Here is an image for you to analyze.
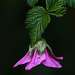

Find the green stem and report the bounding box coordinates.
[49,13,55,16]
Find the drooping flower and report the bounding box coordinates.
[13,49,63,70]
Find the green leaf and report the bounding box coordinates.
[64,0,75,8]
[55,7,66,17]
[27,0,39,7]
[25,6,50,45]
[46,0,64,12]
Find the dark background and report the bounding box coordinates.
[0,0,75,75]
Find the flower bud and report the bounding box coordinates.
[29,38,46,57]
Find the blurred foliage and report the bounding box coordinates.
[64,0,75,8]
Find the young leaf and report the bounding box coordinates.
[55,7,66,17]
[27,0,39,7]
[64,0,75,8]
[25,6,50,45]
[46,0,64,12]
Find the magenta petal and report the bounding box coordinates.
[13,51,31,68]
[55,57,63,61]
[25,50,46,70]
[48,52,63,61]
[42,50,62,68]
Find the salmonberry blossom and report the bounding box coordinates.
[13,49,63,70]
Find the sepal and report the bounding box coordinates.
[29,45,35,57]
[36,39,46,57]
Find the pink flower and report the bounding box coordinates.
[13,49,63,70]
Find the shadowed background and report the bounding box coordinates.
[0,0,75,75]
